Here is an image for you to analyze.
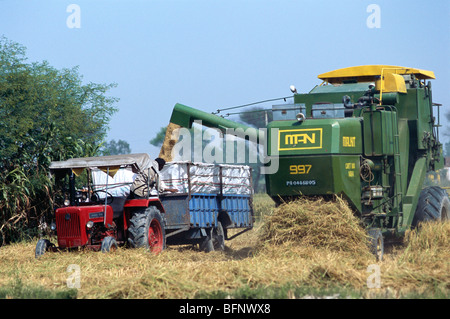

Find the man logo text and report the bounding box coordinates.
[278,129,322,151]
[285,133,316,145]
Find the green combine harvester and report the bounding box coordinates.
[165,65,449,260]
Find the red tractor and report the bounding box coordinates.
[35,153,166,257]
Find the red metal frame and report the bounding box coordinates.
[124,198,165,212]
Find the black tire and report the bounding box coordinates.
[101,236,118,253]
[128,206,166,253]
[200,222,225,252]
[35,239,53,258]
[413,186,450,227]
[368,228,384,261]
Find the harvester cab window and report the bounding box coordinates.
[272,103,306,121]
[312,103,345,119]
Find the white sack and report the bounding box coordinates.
[91,168,136,198]
[160,162,252,195]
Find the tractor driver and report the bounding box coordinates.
[130,158,177,198]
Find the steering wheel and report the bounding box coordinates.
[91,190,115,205]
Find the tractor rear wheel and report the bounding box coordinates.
[129,206,166,254]
[413,186,450,227]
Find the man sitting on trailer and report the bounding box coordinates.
[130,157,176,198]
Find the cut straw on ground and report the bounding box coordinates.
[0,194,448,299]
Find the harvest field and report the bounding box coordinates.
[0,194,448,299]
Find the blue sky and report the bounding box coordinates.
[1,0,449,157]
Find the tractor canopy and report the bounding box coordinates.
[49,153,153,177]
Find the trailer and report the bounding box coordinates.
[159,162,254,251]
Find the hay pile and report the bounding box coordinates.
[258,196,370,255]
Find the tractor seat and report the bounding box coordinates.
[108,196,128,219]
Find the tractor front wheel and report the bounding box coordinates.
[35,239,54,258]
[101,236,118,253]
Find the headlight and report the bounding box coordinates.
[50,222,57,231]
[64,199,70,206]
[296,112,305,122]
[86,221,94,229]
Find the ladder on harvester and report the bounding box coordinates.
[379,69,404,224]
[392,108,403,223]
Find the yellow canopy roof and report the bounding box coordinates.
[318,65,435,84]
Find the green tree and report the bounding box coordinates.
[0,36,118,244]
[102,139,131,155]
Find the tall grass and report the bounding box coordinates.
[0,167,45,245]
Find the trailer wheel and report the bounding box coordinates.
[35,239,53,258]
[129,206,166,254]
[200,222,225,252]
[413,186,450,227]
[101,236,118,253]
[368,228,384,261]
